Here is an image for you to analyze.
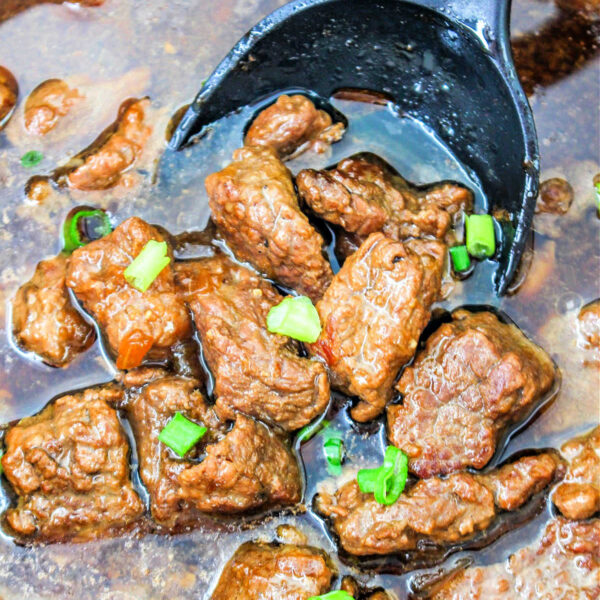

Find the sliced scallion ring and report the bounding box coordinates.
[308,591,354,600]
[323,437,344,476]
[465,214,496,259]
[373,446,408,505]
[158,412,207,458]
[124,239,171,292]
[266,295,321,343]
[357,467,380,494]
[63,209,113,252]
[449,245,471,272]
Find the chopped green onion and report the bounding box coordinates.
[124,240,171,292]
[374,446,408,505]
[449,245,471,272]
[20,150,43,168]
[308,592,354,600]
[465,214,496,259]
[595,182,600,213]
[63,209,113,252]
[266,295,321,343]
[158,412,207,457]
[323,437,344,476]
[357,467,380,493]
[297,419,330,444]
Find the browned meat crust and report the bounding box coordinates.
[387,310,556,477]
[0,65,18,128]
[1,386,143,542]
[315,453,561,556]
[309,232,443,422]
[205,146,333,301]
[63,98,151,190]
[175,256,330,431]
[210,541,334,599]
[24,79,82,135]
[12,253,95,366]
[578,299,600,354]
[296,155,472,241]
[66,217,191,369]
[432,518,600,599]
[553,426,600,520]
[127,377,301,524]
[245,94,345,159]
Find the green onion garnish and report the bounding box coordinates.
[297,419,330,444]
[266,295,321,343]
[357,446,408,505]
[63,209,113,252]
[20,150,43,168]
[158,412,207,457]
[124,240,171,292]
[595,182,600,213]
[308,592,354,600]
[449,245,471,272]
[465,214,496,259]
[374,446,408,505]
[323,437,344,476]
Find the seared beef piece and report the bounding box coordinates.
[315,452,561,556]
[66,217,191,370]
[175,256,330,431]
[1,386,143,542]
[341,576,393,599]
[205,146,333,301]
[432,518,600,599]
[244,94,345,160]
[0,65,17,128]
[387,310,556,478]
[296,155,472,241]
[578,299,600,350]
[553,426,600,520]
[12,253,95,367]
[535,177,574,215]
[127,377,301,524]
[64,98,151,190]
[24,79,82,135]
[309,232,443,422]
[211,541,333,600]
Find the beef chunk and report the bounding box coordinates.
[578,299,600,352]
[296,155,472,241]
[211,541,333,600]
[127,377,301,525]
[315,453,560,556]
[309,232,443,422]
[12,253,95,366]
[205,146,332,301]
[1,386,143,542]
[432,518,600,599]
[175,256,329,431]
[535,177,574,215]
[24,79,82,135]
[387,310,556,478]
[66,217,191,370]
[0,65,18,129]
[64,98,151,190]
[553,426,600,520]
[244,94,345,159]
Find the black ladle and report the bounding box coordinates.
[170,0,538,294]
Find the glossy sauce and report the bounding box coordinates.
[0,1,598,598]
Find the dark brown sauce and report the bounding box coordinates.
[0,0,598,598]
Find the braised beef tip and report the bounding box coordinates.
[12,253,95,367]
[175,256,330,431]
[0,65,18,128]
[244,94,345,160]
[1,386,143,542]
[127,376,301,523]
[553,426,600,520]
[64,97,151,190]
[296,155,472,241]
[211,541,334,600]
[387,310,556,478]
[315,452,561,556]
[309,232,443,422]
[432,518,600,599]
[24,79,82,135]
[205,145,333,301]
[66,217,191,370]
